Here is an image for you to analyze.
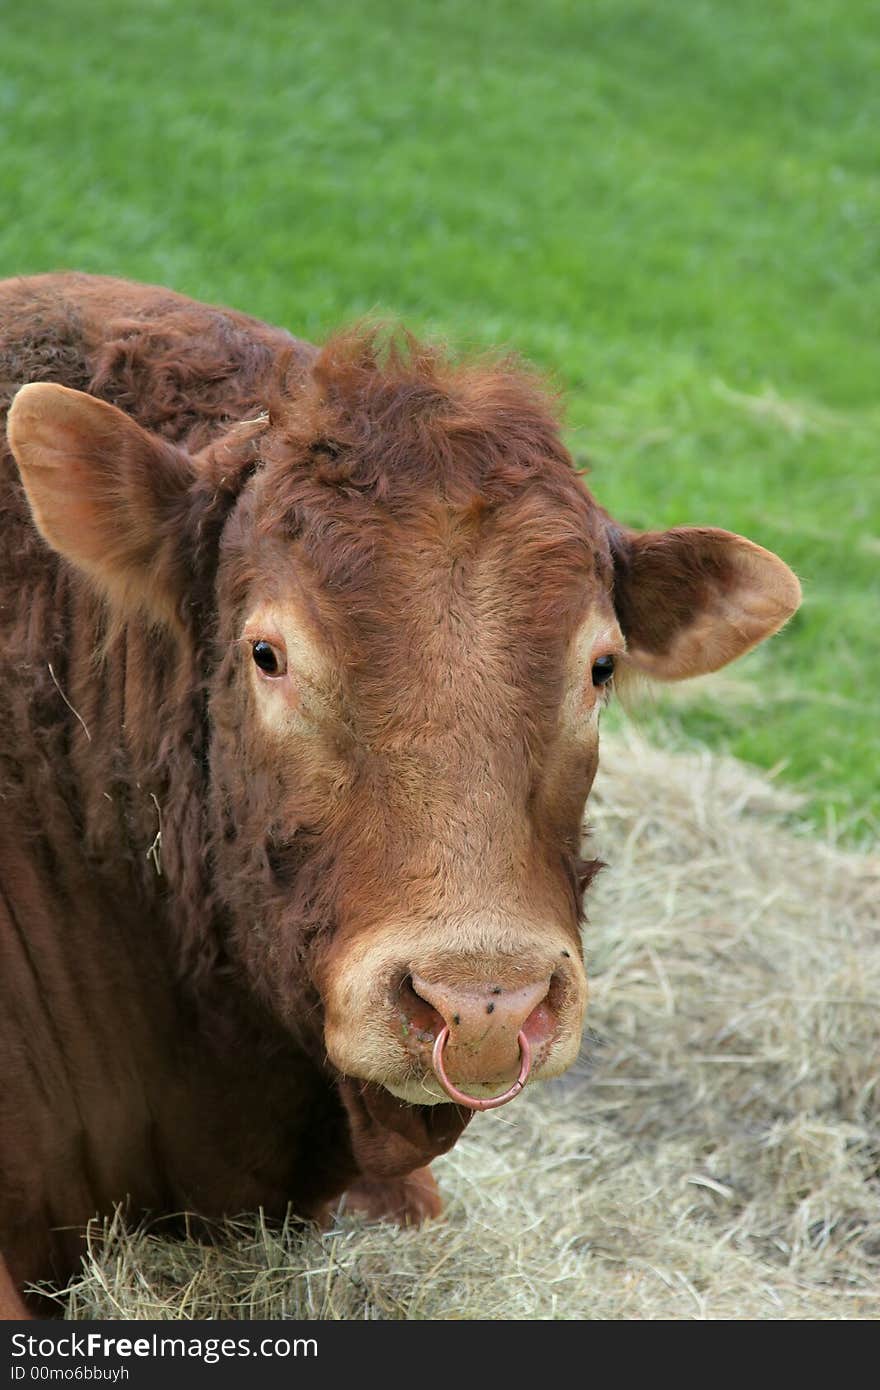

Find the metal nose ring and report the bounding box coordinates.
[431,1026,532,1111]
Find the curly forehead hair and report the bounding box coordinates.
[260,324,585,501]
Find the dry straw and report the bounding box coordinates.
[58,731,879,1320]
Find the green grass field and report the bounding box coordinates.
[2,0,878,838]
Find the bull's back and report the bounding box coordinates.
[0,271,313,442]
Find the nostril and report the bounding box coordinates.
[519,971,567,1050]
[522,999,557,1051]
[547,969,569,1016]
[397,974,444,1043]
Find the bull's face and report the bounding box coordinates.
[8,331,801,1121]
[212,479,609,1107]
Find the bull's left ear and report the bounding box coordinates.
[608,524,802,680]
[7,382,196,629]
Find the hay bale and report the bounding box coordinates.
[60,732,880,1320]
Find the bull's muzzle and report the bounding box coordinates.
[321,922,588,1106]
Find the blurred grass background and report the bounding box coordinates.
[2,0,877,840]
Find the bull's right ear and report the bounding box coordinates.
[7,383,196,629]
[608,522,802,681]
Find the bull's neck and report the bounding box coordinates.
[54,582,216,954]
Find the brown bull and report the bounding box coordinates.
[0,274,800,1317]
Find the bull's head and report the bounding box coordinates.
[7,330,800,1142]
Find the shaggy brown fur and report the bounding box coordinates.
[0,274,800,1316]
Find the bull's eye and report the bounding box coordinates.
[591,655,615,688]
[252,640,286,676]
